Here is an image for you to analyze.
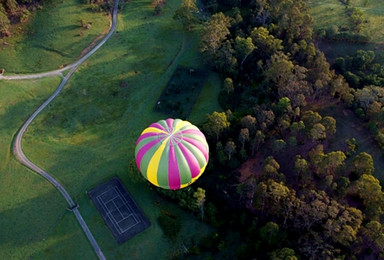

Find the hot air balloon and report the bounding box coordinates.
[135,118,209,190]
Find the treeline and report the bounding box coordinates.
[317,0,370,43]
[79,0,115,12]
[0,0,39,37]
[155,0,384,259]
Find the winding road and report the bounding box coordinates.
[4,0,121,259]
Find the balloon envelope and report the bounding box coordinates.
[135,118,209,190]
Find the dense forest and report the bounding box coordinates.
[140,0,384,259]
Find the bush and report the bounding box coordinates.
[157,214,181,240]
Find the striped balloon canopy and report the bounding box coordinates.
[135,118,209,190]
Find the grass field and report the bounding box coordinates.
[308,0,384,63]
[0,0,110,73]
[0,0,221,258]
[0,77,70,259]
[308,0,384,43]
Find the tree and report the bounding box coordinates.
[309,123,326,141]
[254,178,298,224]
[353,50,375,70]
[255,107,275,131]
[234,36,255,68]
[323,151,346,176]
[5,0,18,16]
[290,121,305,136]
[324,206,363,247]
[263,156,280,175]
[216,142,226,165]
[200,12,231,63]
[193,187,206,221]
[276,97,291,114]
[250,26,282,57]
[358,221,384,258]
[272,139,286,153]
[250,130,265,155]
[223,77,234,95]
[240,115,257,135]
[330,75,350,101]
[295,190,330,231]
[238,128,249,150]
[294,155,309,181]
[269,247,298,260]
[321,116,336,136]
[173,0,199,31]
[349,174,384,220]
[259,222,280,247]
[302,110,322,130]
[225,140,236,161]
[264,52,294,93]
[367,101,382,120]
[203,111,230,142]
[352,152,374,177]
[0,8,10,37]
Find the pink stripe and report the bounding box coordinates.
[136,132,161,145]
[168,143,180,190]
[166,118,174,133]
[182,137,209,161]
[178,143,200,178]
[150,122,167,132]
[135,139,160,170]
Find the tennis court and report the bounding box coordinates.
[88,177,150,244]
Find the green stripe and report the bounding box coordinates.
[135,136,160,155]
[181,140,207,168]
[174,140,191,185]
[157,144,170,188]
[140,141,162,180]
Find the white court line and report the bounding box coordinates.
[96,186,141,235]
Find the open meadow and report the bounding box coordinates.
[0,0,110,73]
[0,0,221,258]
[308,0,384,62]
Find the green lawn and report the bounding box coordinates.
[0,77,70,259]
[1,0,221,259]
[308,0,349,33]
[0,0,110,73]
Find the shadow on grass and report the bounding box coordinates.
[0,189,69,248]
[33,44,71,58]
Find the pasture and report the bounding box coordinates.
[308,0,384,43]
[0,0,109,73]
[0,0,221,258]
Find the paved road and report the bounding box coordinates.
[11,0,120,259]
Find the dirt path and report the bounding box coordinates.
[9,0,121,259]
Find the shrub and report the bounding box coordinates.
[157,214,181,240]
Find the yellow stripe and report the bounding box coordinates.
[142,127,168,135]
[146,137,169,187]
[173,120,190,133]
[179,164,207,189]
